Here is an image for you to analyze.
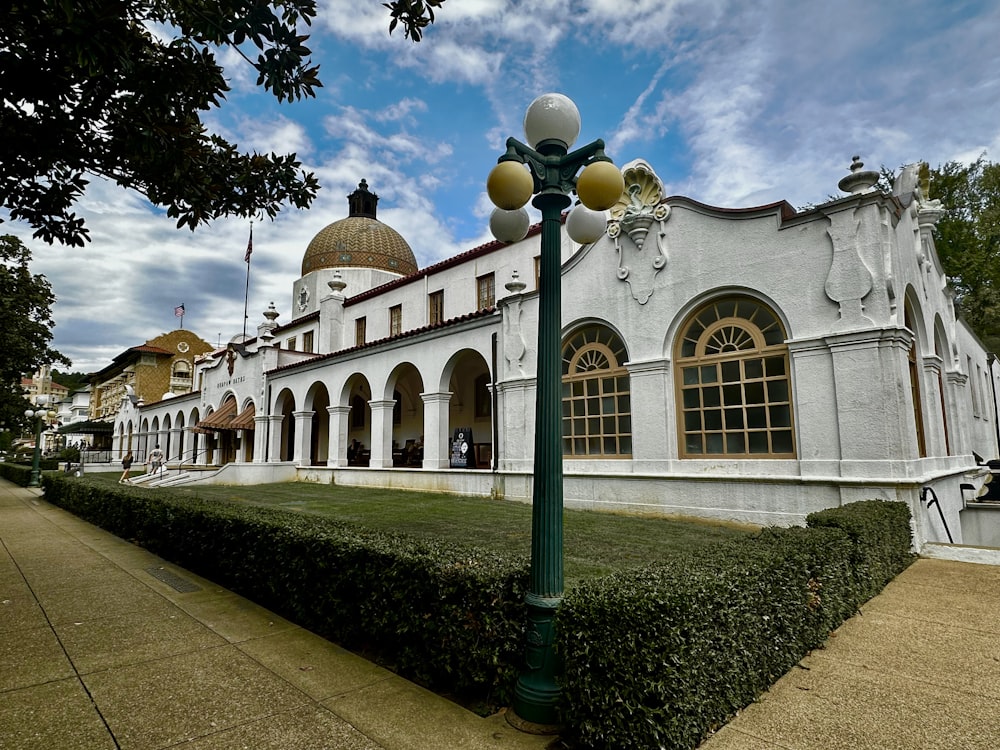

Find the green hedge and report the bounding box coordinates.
[41,475,528,703]
[556,500,914,750]
[36,476,915,745]
[0,462,34,485]
[806,499,915,601]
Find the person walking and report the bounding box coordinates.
[119,451,134,484]
[148,444,164,476]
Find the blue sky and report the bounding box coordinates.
[6,0,1000,374]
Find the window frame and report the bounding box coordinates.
[428,290,444,325]
[389,304,402,336]
[561,325,632,459]
[675,297,795,459]
[476,272,495,310]
[355,317,366,346]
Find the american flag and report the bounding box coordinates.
[174,304,185,318]
[245,225,253,263]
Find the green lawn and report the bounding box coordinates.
[83,472,757,582]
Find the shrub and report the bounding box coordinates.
[0,462,34,485]
[40,475,528,703]
[806,499,916,601]
[557,501,914,750]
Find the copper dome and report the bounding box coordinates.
[301,180,417,277]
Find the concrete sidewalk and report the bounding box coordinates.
[0,480,552,750]
[700,556,1000,749]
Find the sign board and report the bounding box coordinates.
[450,427,473,469]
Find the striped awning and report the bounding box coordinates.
[195,399,238,430]
[229,403,256,431]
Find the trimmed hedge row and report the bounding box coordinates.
[40,476,529,703]
[0,462,34,485]
[556,500,915,750]
[37,475,914,746]
[0,460,60,485]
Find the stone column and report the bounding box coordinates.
[368,399,395,468]
[327,405,351,467]
[193,431,207,465]
[252,415,270,463]
[268,414,285,462]
[168,428,184,464]
[419,392,452,469]
[292,410,313,466]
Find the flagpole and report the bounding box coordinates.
[243,223,253,341]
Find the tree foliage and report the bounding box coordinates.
[0,235,70,430]
[927,157,1000,350]
[0,0,443,247]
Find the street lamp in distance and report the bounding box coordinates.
[486,93,624,730]
[24,396,55,488]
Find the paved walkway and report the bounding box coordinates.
[0,480,551,750]
[700,556,1000,749]
[5,478,1000,750]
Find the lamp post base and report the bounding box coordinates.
[510,594,563,728]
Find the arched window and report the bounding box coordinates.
[561,325,632,457]
[676,296,794,458]
[904,305,927,457]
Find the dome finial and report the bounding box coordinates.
[348,179,378,219]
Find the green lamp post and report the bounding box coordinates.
[487,93,624,728]
[24,406,51,488]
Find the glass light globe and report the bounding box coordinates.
[523,93,581,150]
[487,161,534,210]
[566,204,608,244]
[490,207,531,243]
[576,161,625,211]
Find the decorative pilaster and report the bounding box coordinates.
[825,210,874,330]
[502,272,528,377]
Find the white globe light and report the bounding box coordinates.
[566,204,608,244]
[523,93,581,150]
[490,207,531,243]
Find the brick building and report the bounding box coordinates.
[89,330,213,420]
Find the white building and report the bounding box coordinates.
[114,164,1000,551]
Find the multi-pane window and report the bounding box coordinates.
[389,305,402,336]
[533,256,541,289]
[302,331,314,353]
[561,325,632,457]
[477,273,495,310]
[429,290,444,325]
[286,336,297,350]
[676,297,794,458]
[355,317,366,346]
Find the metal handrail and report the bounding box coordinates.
[920,486,954,544]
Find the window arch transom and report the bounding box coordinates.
[562,325,631,458]
[676,297,794,458]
